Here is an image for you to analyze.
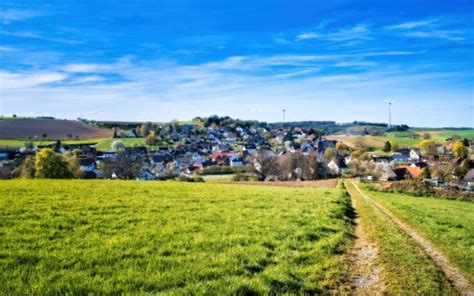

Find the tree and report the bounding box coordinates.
[336,143,349,155]
[41,133,48,140]
[323,148,336,162]
[458,159,472,178]
[111,140,125,151]
[139,122,152,137]
[20,155,36,178]
[419,139,437,160]
[421,132,431,139]
[102,150,143,179]
[283,132,293,143]
[252,151,279,181]
[453,141,468,159]
[145,132,158,146]
[432,162,454,182]
[382,141,391,153]
[64,151,83,178]
[420,167,431,179]
[34,148,73,179]
[24,141,34,150]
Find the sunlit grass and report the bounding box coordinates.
[361,184,474,283]
[344,181,455,294]
[0,180,353,294]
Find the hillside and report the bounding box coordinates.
[0,119,112,140]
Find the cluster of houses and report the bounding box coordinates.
[0,123,472,191]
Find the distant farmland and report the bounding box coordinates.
[0,119,111,140]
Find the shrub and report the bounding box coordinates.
[233,173,258,182]
[176,175,204,182]
[197,165,251,175]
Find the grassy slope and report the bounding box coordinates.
[0,180,352,294]
[329,129,474,151]
[360,185,474,283]
[95,138,155,151]
[344,181,455,294]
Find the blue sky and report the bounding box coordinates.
[0,0,473,127]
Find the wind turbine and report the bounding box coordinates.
[282,109,286,123]
[385,99,395,128]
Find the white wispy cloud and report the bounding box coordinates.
[384,19,467,41]
[385,19,437,30]
[296,32,320,40]
[402,30,465,41]
[334,61,378,67]
[297,24,371,42]
[0,9,43,24]
[69,76,105,84]
[0,71,67,90]
[0,30,82,45]
[0,46,15,51]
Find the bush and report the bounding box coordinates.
[232,173,258,182]
[176,175,204,182]
[197,165,251,175]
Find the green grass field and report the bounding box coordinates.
[361,184,474,283]
[95,138,147,151]
[329,128,474,151]
[0,180,352,294]
[344,181,456,294]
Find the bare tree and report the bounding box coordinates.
[102,150,143,179]
[252,151,279,181]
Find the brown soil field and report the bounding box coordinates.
[0,119,112,140]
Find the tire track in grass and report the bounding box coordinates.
[346,191,386,295]
[351,181,474,296]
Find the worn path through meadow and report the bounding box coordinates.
[350,180,474,296]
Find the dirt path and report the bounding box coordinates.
[351,181,474,296]
[346,194,386,295]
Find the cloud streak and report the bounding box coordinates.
[0,9,43,24]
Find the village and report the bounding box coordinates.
[0,117,472,195]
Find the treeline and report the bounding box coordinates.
[193,115,267,129]
[248,151,337,181]
[12,149,83,179]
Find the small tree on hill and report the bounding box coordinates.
[34,148,73,179]
[145,132,158,146]
[453,141,468,159]
[382,141,391,153]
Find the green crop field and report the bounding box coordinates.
[360,184,474,283]
[0,180,352,295]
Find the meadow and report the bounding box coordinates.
[0,180,353,294]
[328,128,474,151]
[361,184,474,283]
